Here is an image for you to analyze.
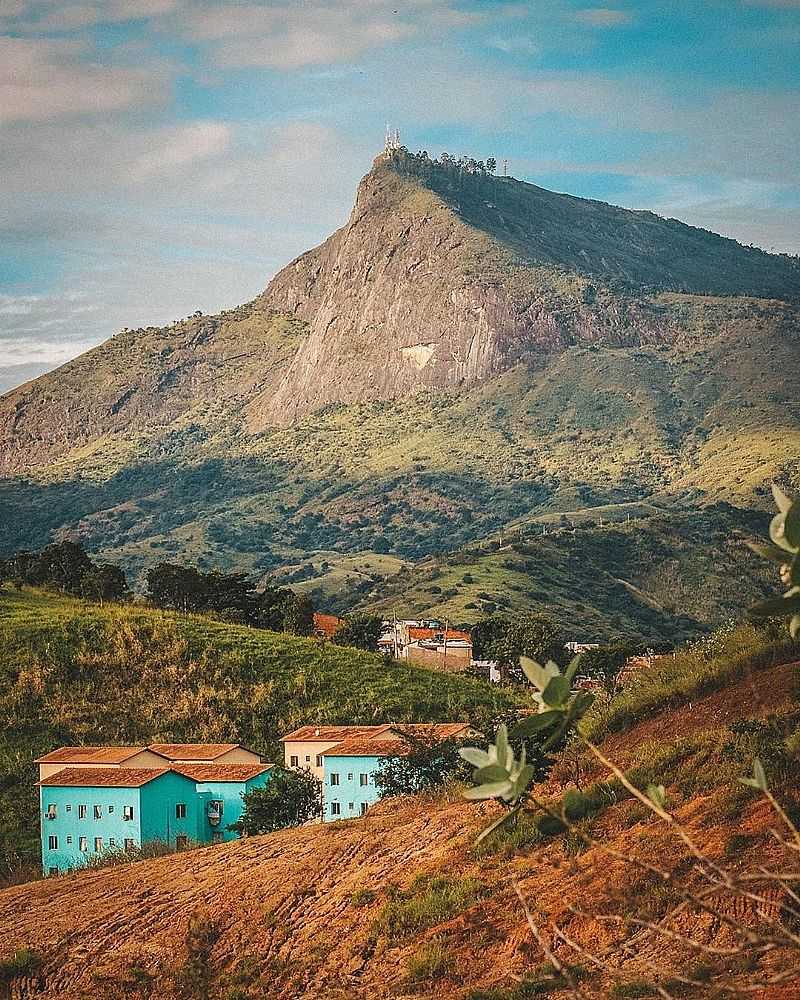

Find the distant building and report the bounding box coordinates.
[283,723,475,821]
[377,620,473,672]
[37,744,271,874]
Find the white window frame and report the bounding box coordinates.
[78,804,87,819]
[330,801,341,816]
[123,805,134,821]
[48,835,58,850]
[176,803,187,819]
[94,837,103,853]
[359,773,369,787]
[329,772,340,786]
[79,837,88,852]
[289,755,299,767]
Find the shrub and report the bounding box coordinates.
[374,874,487,940]
[351,888,376,907]
[0,948,42,985]
[406,940,452,983]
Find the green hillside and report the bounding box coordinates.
[0,588,517,877]
[351,504,776,643]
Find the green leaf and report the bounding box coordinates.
[769,512,796,553]
[746,540,794,564]
[646,784,667,810]
[495,724,511,770]
[564,655,582,685]
[520,657,560,693]
[474,764,510,783]
[463,779,512,801]
[772,483,793,515]
[542,675,571,707]
[459,747,490,768]
[512,710,562,739]
[784,502,800,549]
[750,594,800,618]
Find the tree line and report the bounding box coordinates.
[0,541,314,635]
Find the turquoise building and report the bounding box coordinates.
[38,746,272,874]
[320,739,403,822]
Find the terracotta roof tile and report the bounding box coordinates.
[170,764,272,783]
[147,744,242,760]
[35,746,155,765]
[39,767,175,788]
[407,627,471,643]
[281,725,386,742]
[313,613,343,638]
[321,739,415,758]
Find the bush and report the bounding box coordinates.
[374,874,487,940]
[233,767,322,834]
[0,948,42,985]
[406,940,452,983]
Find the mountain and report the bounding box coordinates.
[0,150,798,616]
[3,632,799,998]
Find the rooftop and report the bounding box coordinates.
[35,746,159,765]
[39,767,174,788]
[171,764,272,783]
[282,725,383,742]
[147,743,247,760]
[321,739,415,758]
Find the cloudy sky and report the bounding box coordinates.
[1,0,798,386]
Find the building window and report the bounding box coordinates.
[66,836,73,845]
[176,803,187,819]
[330,773,339,786]
[94,837,103,853]
[48,835,58,850]
[315,754,322,767]
[176,835,188,850]
[124,838,135,852]
[305,755,310,763]
[360,803,368,816]
[79,837,88,852]
[359,773,369,786]
[212,832,224,844]
[46,803,57,819]
[65,804,72,812]
[330,802,341,816]
[78,804,87,819]
[108,805,114,814]
[290,755,299,767]
[123,805,134,821]
[48,867,59,876]
[109,838,116,847]
[348,802,354,812]
[347,773,353,782]
[93,804,102,819]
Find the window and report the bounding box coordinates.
[176,835,188,849]
[211,832,224,844]
[290,755,299,767]
[347,773,353,782]
[108,805,114,814]
[210,800,223,815]
[330,802,341,816]
[305,755,310,763]
[94,837,103,853]
[66,836,73,845]
[360,803,368,816]
[109,838,116,847]
[46,803,57,819]
[78,804,87,819]
[176,803,187,819]
[123,805,134,821]
[48,835,58,850]
[359,773,369,787]
[65,804,72,812]
[124,838,135,852]
[48,867,59,876]
[79,837,88,852]
[315,754,323,768]
[93,804,102,819]
[348,802,354,812]
[329,773,339,786]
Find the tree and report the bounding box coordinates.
[486,157,497,174]
[232,768,322,834]
[37,541,93,594]
[471,613,567,679]
[282,593,314,635]
[80,564,129,605]
[332,614,383,651]
[576,642,633,697]
[375,733,469,798]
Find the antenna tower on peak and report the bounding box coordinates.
[384,123,401,153]
[502,158,508,177]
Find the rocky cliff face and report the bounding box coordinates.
[0,152,797,472]
[250,157,676,426]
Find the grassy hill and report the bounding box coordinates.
[350,503,776,643]
[0,588,517,876]
[1,625,798,998]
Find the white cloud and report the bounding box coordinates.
[0,36,168,122]
[129,121,232,181]
[574,8,633,27]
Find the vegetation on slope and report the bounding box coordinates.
[354,504,776,641]
[0,588,517,877]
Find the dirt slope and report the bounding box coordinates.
[2,661,799,999]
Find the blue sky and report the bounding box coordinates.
[1,0,798,381]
